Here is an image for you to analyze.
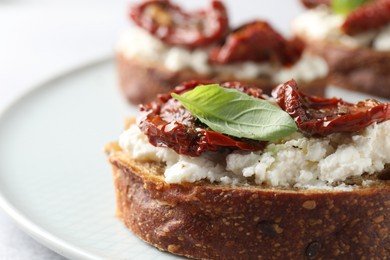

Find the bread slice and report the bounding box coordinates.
[296,38,390,98]
[293,6,390,98]
[117,52,328,105]
[106,142,390,259]
[116,22,329,105]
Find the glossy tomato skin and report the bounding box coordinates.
[272,79,390,136]
[209,21,303,66]
[299,0,331,8]
[342,0,390,35]
[129,0,229,49]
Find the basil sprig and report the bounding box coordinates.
[172,84,297,141]
[332,0,370,15]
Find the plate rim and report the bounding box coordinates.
[0,56,113,260]
[1,55,388,260]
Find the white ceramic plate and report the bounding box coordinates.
[0,58,181,260]
[0,58,385,260]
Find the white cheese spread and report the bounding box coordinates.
[117,27,328,82]
[374,25,390,51]
[293,6,390,51]
[274,52,328,83]
[119,121,390,190]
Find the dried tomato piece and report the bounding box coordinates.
[157,80,216,103]
[157,80,263,103]
[342,0,390,35]
[300,0,331,8]
[272,79,390,136]
[220,81,263,98]
[209,21,303,66]
[138,81,265,156]
[129,0,229,48]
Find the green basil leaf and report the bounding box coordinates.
[332,0,369,15]
[172,84,297,141]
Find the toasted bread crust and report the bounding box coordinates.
[299,37,390,98]
[107,146,390,259]
[116,52,327,104]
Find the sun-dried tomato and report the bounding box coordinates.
[342,0,390,35]
[300,0,390,35]
[138,81,265,156]
[209,21,303,66]
[272,79,390,136]
[129,0,229,49]
[300,0,331,8]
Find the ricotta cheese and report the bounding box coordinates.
[275,52,328,83]
[117,27,328,82]
[374,25,390,51]
[293,6,390,51]
[119,121,390,190]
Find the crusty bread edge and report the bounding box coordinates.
[105,142,390,259]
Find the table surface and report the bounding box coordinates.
[0,1,303,259]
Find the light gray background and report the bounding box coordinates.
[0,1,304,259]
